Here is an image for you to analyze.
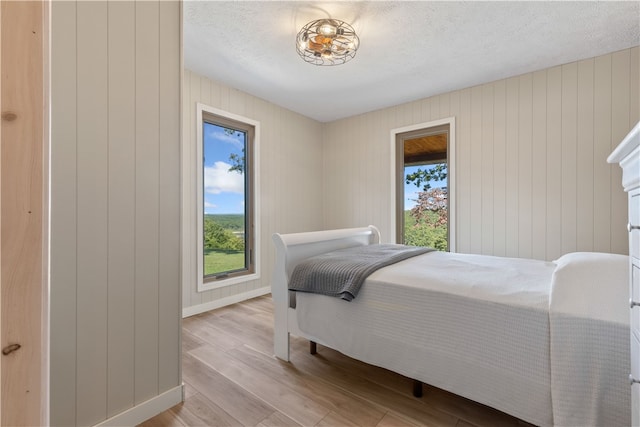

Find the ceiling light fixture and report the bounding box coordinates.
[296,19,360,66]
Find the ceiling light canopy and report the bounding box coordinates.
[296,19,360,66]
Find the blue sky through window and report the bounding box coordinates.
[404,164,447,210]
[203,122,246,214]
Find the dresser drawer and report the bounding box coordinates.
[633,264,640,336]
[633,333,640,427]
[631,193,640,260]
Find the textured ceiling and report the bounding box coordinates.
[184,1,640,122]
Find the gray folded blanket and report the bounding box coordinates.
[289,244,433,301]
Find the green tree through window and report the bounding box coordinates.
[404,163,448,251]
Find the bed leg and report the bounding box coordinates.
[310,341,317,355]
[412,380,423,398]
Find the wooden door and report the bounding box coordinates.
[1,1,46,425]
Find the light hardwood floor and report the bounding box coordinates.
[140,295,533,427]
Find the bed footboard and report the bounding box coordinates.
[271,225,381,361]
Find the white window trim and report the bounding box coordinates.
[389,117,456,252]
[196,103,261,292]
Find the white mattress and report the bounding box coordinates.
[295,251,557,427]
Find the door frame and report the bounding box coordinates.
[1,1,49,425]
[390,117,456,251]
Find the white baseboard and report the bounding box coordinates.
[182,286,271,318]
[93,384,183,427]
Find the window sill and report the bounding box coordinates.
[198,272,260,293]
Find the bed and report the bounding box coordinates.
[272,225,631,427]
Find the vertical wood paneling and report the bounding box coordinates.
[546,66,562,260]
[134,0,160,404]
[259,96,273,287]
[469,86,483,254]
[531,70,547,260]
[333,117,350,225]
[75,2,109,424]
[220,83,230,111]
[375,109,391,232]
[481,84,494,254]
[504,77,520,257]
[200,78,211,117]
[518,74,533,258]
[107,0,135,417]
[493,81,507,257]
[50,1,78,424]
[457,89,471,253]
[0,2,44,425]
[361,115,370,223]
[322,47,637,261]
[439,93,450,119]
[448,91,461,251]
[593,54,613,252]
[561,62,578,255]
[430,97,439,121]
[611,50,631,255]
[411,99,422,124]
[158,0,181,393]
[51,1,181,424]
[420,97,431,123]
[631,47,640,123]
[182,71,194,309]
[576,59,594,252]
[210,79,221,109]
[349,116,359,225]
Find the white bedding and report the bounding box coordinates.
[294,250,630,427]
[297,251,556,426]
[549,252,630,427]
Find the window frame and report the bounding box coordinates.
[390,117,456,252]
[395,125,449,247]
[196,103,260,291]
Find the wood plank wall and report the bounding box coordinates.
[182,70,323,311]
[323,47,640,261]
[50,1,181,425]
[1,1,45,425]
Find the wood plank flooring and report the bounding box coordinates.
[140,295,533,427]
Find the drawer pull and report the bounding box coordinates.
[630,374,640,385]
[628,223,640,232]
[631,299,640,309]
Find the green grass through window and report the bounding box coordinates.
[204,249,245,276]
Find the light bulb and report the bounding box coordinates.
[317,21,337,37]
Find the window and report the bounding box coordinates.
[393,119,455,251]
[197,104,260,290]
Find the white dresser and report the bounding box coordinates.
[609,121,640,426]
